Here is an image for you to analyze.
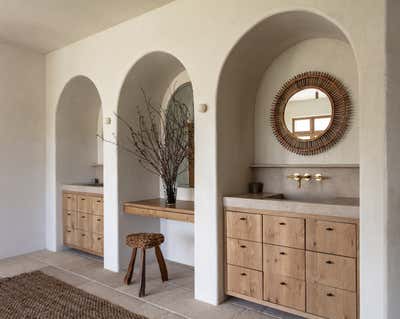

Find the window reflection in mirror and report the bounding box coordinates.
[284,88,332,141]
[167,82,194,188]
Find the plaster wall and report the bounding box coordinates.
[45,1,388,317]
[0,42,46,258]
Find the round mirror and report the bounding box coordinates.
[284,88,333,141]
[271,72,351,155]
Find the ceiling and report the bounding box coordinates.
[0,0,175,53]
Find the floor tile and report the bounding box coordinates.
[40,266,89,287]
[0,255,47,277]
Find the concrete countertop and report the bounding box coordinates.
[223,193,359,219]
[62,184,103,194]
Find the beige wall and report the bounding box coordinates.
[0,42,45,258]
[44,1,389,317]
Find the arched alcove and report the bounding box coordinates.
[117,51,195,268]
[56,75,102,250]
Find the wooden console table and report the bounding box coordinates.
[123,198,194,223]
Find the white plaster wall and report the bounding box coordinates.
[255,38,359,165]
[0,42,45,258]
[44,1,388,316]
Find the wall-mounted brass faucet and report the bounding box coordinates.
[287,173,328,188]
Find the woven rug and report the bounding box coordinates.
[0,271,147,319]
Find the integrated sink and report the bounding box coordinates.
[73,183,104,187]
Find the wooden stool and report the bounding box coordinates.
[124,233,168,297]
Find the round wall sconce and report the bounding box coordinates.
[198,104,208,113]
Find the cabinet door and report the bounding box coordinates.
[77,231,91,250]
[63,228,77,246]
[263,244,305,280]
[226,211,262,242]
[63,211,77,230]
[306,219,357,257]
[227,238,262,270]
[227,265,263,300]
[263,215,305,249]
[307,283,356,319]
[264,273,305,311]
[63,193,77,211]
[77,212,90,232]
[91,214,104,234]
[77,195,91,213]
[91,233,104,255]
[306,251,356,291]
[91,197,104,215]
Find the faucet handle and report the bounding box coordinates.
[313,173,327,182]
[287,173,301,181]
[303,173,311,181]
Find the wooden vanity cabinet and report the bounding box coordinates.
[63,192,104,256]
[225,209,359,319]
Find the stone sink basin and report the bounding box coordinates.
[223,192,359,219]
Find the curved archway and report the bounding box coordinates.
[56,75,102,249]
[117,51,195,268]
[217,10,358,195]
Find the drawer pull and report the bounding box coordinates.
[97,237,102,240]
[67,196,72,199]
[239,217,247,221]
[67,230,71,233]
[67,213,71,216]
[240,245,246,248]
[97,200,101,203]
[81,234,86,237]
[279,222,286,226]
[327,293,335,297]
[97,218,101,222]
[326,260,334,265]
[280,282,287,286]
[326,227,334,231]
[81,198,85,201]
[279,252,286,255]
[81,216,85,219]
[240,273,247,276]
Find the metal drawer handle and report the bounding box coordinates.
[67,196,72,199]
[326,227,334,231]
[280,252,286,255]
[97,219,101,222]
[81,234,86,237]
[239,217,247,221]
[97,200,101,203]
[280,282,287,286]
[81,216,85,219]
[97,237,102,240]
[279,222,286,226]
[240,245,246,248]
[67,213,71,216]
[327,293,335,297]
[326,260,334,265]
[240,273,247,276]
[67,230,71,233]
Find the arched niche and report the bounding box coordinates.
[117,51,195,267]
[216,10,358,195]
[56,75,102,248]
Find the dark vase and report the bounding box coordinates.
[164,182,177,206]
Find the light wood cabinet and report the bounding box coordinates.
[225,209,359,319]
[63,191,103,256]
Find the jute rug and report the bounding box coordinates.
[0,271,147,319]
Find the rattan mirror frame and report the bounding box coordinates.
[270,71,352,156]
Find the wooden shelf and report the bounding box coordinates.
[250,163,359,168]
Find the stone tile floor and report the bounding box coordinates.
[0,249,303,319]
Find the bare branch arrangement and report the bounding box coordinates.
[102,90,193,205]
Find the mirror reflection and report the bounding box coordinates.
[284,88,332,140]
[167,82,194,188]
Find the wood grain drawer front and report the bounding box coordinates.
[63,211,77,230]
[91,233,104,255]
[307,283,357,319]
[306,220,357,257]
[264,273,305,311]
[226,211,262,242]
[227,265,263,299]
[263,215,305,249]
[63,194,77,211]
[91,215,104,234]
[77,213,90,231]
[91,197,104,215]
[263,244,305,280]
[64,228,77,245]
[77,195,91,213]
[77,231,91,250]
[306,251,356,292]
[227,238,262,270]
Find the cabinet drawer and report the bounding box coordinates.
[77,212,90,231]
[264,273,305,311]
[63,193,77,211]
[63,228,77,246]
[263,215,305,249]
[227,238,262,270]
[77,195,91,213]
[307,283,356,319]
[91,233,104,255]
[227,265,262,299]
[77,231,91,250]
[263,244,305,280]
[91,215,104,234]
[306,251,356,292]
[306,220,357,257]
[226,211,262,242]
[63,211,77,229]
[91,197,104,215]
